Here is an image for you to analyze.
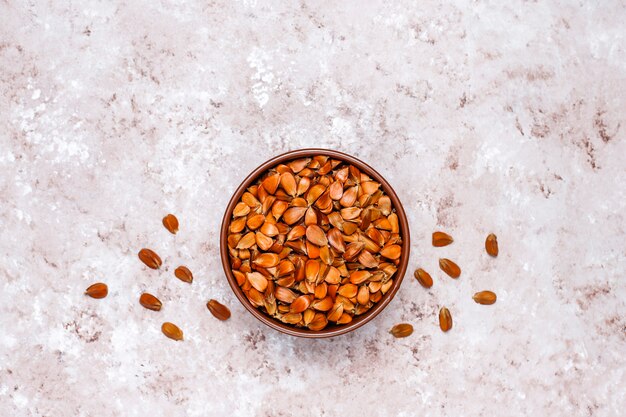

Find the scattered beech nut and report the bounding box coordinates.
[138,248,162,269]
[413,268,433,288]
[161,322,183,341]
[439,258,461,278]
[85,283,108,299]
[439,307,452,332]
[389,323,413,338]
[432,231,453,247]
[139,293,162,311]
[485,233,499,257]
[162,214,179,234]
[207,299,231,320]
[227,156,403,329]
[472,291,497,305]
[174,266,193,283]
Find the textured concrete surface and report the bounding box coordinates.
[1,1,625,416]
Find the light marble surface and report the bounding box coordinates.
[1,1,625,416]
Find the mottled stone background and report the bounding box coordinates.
[1,1,624,416]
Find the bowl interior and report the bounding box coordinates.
[220,148,410,338]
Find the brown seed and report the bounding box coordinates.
[381,279,393,294]
[247,272,269,292]
[339,186,358,207]
[255,232,274,251]
[162,214,179,234]
[286,224,306,241]
[380,244,401,260]
[367,228,385,247]
[304,207,317,226]
[338,283,358,298]
[246,214,266,230]
[279,313,301,324]
[349,270,372,285]
[439,307,452,332]
[389,323,413,338]
[377,196,391,215]
[260,222,279,237]
[314,282,328,299]
[275,286,297,303]
[335,295,355,311]
[161,322,183,341]
[369,281,382,293]
[335,166,349,182]
[370,291,382,303]
[311,296,334,311]
[413,268,433,288]
[296,176,311,196]
[247,288,265,307]
[388,213,399,234]
[439,258,461,278]
[229,217,247,233]
[138,248,162,269]
[361,181,380,195]
[306,225,328,246]
[228,233,242,248]
[288,158,310,173]
[242,192,261,208]
[318,160,332,175]
[207,299,231,320]
[271,200,289,219]
[337,313,353,324]
[340,207,362,220]
[290,295,311,313]
[342,222,359,235]
[174,266,193,283]
[233,202,251,217]
[327,302,344,322]
[233,270,246,286]
[85,283,108,299]
[303,309,315,325]
[308,312,328,331]
[374,218,392,231]
[276,275,295,288]
[253,253,280,268]
[236,232,256,249]
[283,207,307,225]
[319,245,333,265]
[473,291,497,305]
[485,233,499,257]
[358,250,379,268]
[432,231,453,247]
[262,173,280,194]
[280,172,297,196]
[305,184,327,206]
[327,228,346,253]
[329,181,343,200]
[357,285,370,305]
[276,259,295,276]
[305,259,320,282]
[343,242,364,261]
[139,293,162,311]
[324,266,341,284]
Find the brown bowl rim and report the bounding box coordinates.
[219,148,410,338]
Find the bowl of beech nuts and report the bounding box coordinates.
[220,149,410,337]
